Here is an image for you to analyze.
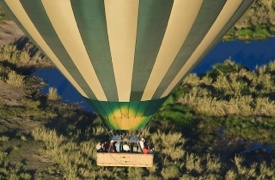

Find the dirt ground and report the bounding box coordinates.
[0,21,26,107]
[0,81,24,106]
[0,20,54,69]
[0,20,24,48]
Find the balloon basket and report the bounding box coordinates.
[97,153,153,167]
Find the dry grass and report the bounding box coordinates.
[178,60,275,117]
[6,70,24,86]
[32,127,97,179]
[161,165,181,179]
[47,87,61,101]
[0,44,19,62]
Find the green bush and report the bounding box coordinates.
[253,26,271,39]
[161,165,181,179]
[236,28,254,40]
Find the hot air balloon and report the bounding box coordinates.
[0,0,254,167]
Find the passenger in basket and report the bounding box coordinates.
[96,141,103,152]
[109,144,115,153]
[109,140,115,152]
[103,141,109,152]
[123,143,130,152]
[139,138,145,150]
[133,142,138,152]
[115,141,121,152]
[142,145,150,154]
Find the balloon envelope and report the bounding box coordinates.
[0,0,254,130]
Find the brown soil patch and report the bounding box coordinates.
[0,81,24,106]
[0,20,24,47]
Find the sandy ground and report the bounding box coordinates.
[0,81,24,106]
[0,20,24,47]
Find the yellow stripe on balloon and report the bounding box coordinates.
[104,0,139,101]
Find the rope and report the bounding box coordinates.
[137,115,154,139]
[100,120,113,138]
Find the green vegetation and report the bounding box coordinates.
[223,0,275,41]
[1,43,275,179]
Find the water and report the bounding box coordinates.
[34,68,92,112]
[193,38,275,74]
[34,38,275,111]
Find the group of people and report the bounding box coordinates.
[96,136,154,154]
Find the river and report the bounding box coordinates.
[34,38,275,112]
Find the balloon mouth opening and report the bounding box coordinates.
[102,114,153,130]
[85,96,168,130]
[100,105,154,130]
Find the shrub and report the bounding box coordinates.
[185,153,203,174]
[6,70,24,86]
[205,154,221,173]
[127,167,146,180]
[161,165,181,179]
[19,51,31,63]
[0,45,19,60]
[47,87,61,101]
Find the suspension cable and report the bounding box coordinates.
[100,120,114,138]
[137,115,154,139]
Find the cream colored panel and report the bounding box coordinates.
[104,0,139,101]
[5,0,88,98]
[162,0,243,97]
[141,0,203,100]
[42,0,107,100]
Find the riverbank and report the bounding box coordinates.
[223,0,275,40]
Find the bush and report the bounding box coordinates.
[6,70,24,86]
[0,45,20,62]
[47,87,61,101]
[161,165,181,179]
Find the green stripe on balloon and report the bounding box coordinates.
[130,0,174,101]
[71,0,118,101]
